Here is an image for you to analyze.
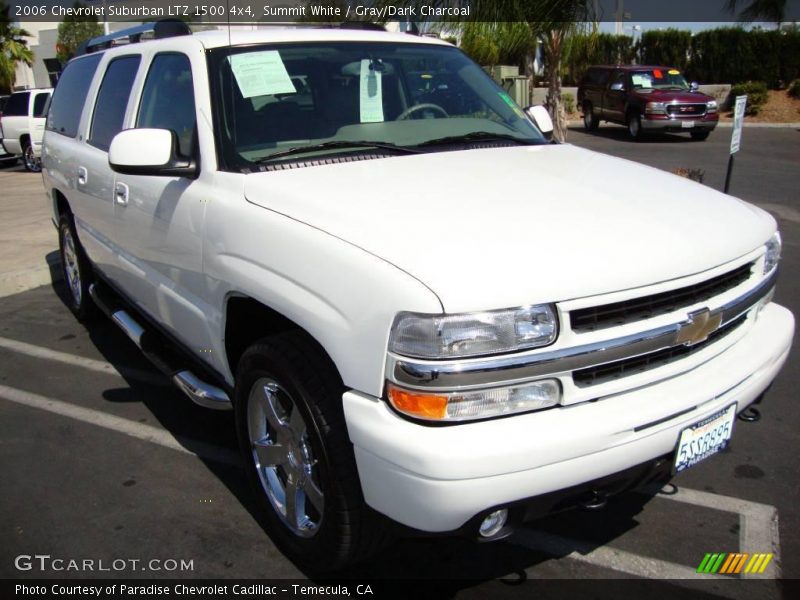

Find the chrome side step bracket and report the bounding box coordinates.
[88,283,232,411]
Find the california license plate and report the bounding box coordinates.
[681,120,695,128]
[674,404,736,473]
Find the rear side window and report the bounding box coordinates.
[32,92,50,118]
[89,56,141,151]
[47,54,102,137]
[137,53,196,157]
[3,92,29,116]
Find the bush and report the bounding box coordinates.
[563,33,636,86]
[789,80,800,98]
[729,81,768,114]
[563,92,576,114]
[638,29,692,72]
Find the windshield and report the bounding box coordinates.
[629,69,689,91]
[208,42,546,170]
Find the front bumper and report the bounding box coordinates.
[343,303,793,533]
[641,115,718,132]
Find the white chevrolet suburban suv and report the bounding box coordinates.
[42,21,793,570]
[1,87,52,172]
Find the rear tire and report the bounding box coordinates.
[690,131,710,141]
[583,102,599,130]
[22,140,41,173]
[235,331,389,573]
[58,214,97,321]
[627,112,644,141]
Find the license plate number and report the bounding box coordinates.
[674,404,736,472]
[681,120,695,128]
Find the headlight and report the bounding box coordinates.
[764,232,781,274]
[386,380,561,421]
[707,100,718,113]
[645,101,667,114]
[388,304,558,359]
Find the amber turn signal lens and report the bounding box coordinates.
[386,384,448,420]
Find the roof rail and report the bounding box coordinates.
[74,19,191,56]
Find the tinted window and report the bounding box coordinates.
[47,54,102,137]
[89,56,141,151]
[137,53,195,157]
[33,92,50,118]
[3,92,29,117]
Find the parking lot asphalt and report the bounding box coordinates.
[0,127,798,597]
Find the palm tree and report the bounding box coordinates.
[726,0,787,24]
[0,1,33,92]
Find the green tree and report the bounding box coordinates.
[459,21,533,67]
[726,0,787,24]
[56,2,102,63]
[0,1,33,93]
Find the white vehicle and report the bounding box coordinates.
[0,87,52,172]
[41,22,793,571]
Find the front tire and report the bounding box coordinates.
[235,331,387,572]
[58,214,96,321]
[627,112,644,141]
[22,141,41,173]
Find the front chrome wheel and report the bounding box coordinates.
[247,377,324,538]
[62,228,82,306]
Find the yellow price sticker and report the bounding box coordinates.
[668,69,680,75]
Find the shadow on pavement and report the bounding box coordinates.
[568,125,705,144]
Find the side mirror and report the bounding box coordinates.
[109,128,197,178]
[690,81,700,92]
[609,82,625,92]
[524,105,553,139]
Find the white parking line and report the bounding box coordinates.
[0,384,240,466]
[654,485,782,579]
[0,335,167,386]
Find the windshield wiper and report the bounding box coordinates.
[256,140,421,163]
[413,131,539,148]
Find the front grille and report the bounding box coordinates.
[572,313,747,388]
[666,103,706,116]
[570,262,753,333]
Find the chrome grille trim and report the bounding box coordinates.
[388,271,776,391]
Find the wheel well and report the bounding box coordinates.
[224,296,339,379]
[53,190,70,218]
[20,134,30,148]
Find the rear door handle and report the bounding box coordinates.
[77,166,88,186]
[114,182,129,206]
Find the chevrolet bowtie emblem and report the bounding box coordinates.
[675,308,723,346]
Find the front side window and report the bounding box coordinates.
[208,42,547,171]
[89,55,141,151]
[47,54,103,137]
[137,53,196,157]
[32,92,50,118]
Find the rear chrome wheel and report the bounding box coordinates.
[58,214,96,321]
[23,142,41,173]
[248,377,324,538]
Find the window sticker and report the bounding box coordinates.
[668,69,680,75]
[359,59,384,123]
[498,92,526,118]
[653,69,663,78]
[229,51,295,98]
[631,74,652,88]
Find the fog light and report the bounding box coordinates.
[478,509,508,538]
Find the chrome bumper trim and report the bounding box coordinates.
[389,272,776,391]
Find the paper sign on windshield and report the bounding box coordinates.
[631,74,652,88]
[230,51,296,98]
[360,59,384,123]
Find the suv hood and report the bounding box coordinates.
[244,144,773,312]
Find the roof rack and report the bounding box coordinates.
[74,19,191,56]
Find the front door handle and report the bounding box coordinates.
[114,182,129,206]
[77,166,88,186]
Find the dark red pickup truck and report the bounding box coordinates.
[577,65,719,141]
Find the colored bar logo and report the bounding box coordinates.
[697,552,773,574]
